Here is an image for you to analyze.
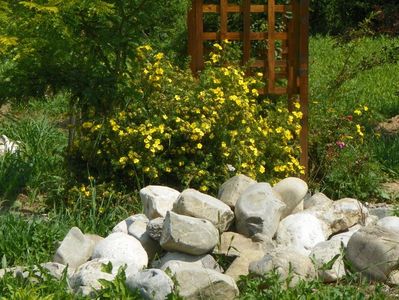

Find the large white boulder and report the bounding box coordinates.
[272,177,308,219]
[235,183,286,238]
[346,224,399,283]
[173,188,234,232]
[140,185,180,219]
[218,174,256,208]
[160,211,219,255]
[92,232,148,272]
[53,227,94,269]
[276,213,330,255]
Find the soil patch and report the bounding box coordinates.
[376,115,399,135]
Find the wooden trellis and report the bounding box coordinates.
[188,0,309,177]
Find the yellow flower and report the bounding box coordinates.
[155,52,164,60]
[259,165,265,174]
[165,166,172,173]
[294,102,301,109]
[119,156,128,165]
[82,122,93,129]
[363,106,369,111]
[213,43,222,51]
[356,124,364,137]
[354,109,362,116]
[200,185,209,192]
[133,158,140,164]
[197,143,203,149]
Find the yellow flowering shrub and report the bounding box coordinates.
[74,42,303,193]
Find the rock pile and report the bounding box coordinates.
[2,175,399,299]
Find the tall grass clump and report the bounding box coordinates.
[0,93,71,208]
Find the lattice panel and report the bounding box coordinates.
[188,0,301,95]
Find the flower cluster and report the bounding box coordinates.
[75,42,303,192]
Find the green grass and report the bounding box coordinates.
[309,35,399,200]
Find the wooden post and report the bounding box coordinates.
[299,0,309,179]
[267,0,276,94]
[242,0,251,65]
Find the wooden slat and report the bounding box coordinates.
[195,0,204,70]
[242,0,251,65]
[201,32,287,41]
[267,0,276,93]
[220,0,228,40]
[188,4,196,73]
[202,4,290,13]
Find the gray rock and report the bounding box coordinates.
[225,249,265,281]
[368,205,395,219]
[329,227,360,247]
[291,200,304,214]
[69,259,115,294]
[249,246,316,286]
[173,266,239,300]
[112,214,148,235]
[218,174,256,208]
[112,215,139,234]
[140,185,180,219]
[0,134,19,155]
[85,234,104,247]
[39,262,74,280]
[272,177,308,219]
[303,192,332,209]
[235,183,286,238]
[121,214,162,261]
[213,231,266,257]
[92,232,148,271]
[276,213,330,255]
[310,240,346,283]
[126,269,174,300]
[126,214,149,237]
[0,266,29,279]
[160,211,219,256]
[346,224,399,283]
[53,227,94,269]
[173,188,234,232]
[147,217,164,241]
[154,252,223,273]
[376,216,399,233]
[306,198,368,234]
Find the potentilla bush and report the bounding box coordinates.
[74,42,304,193]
